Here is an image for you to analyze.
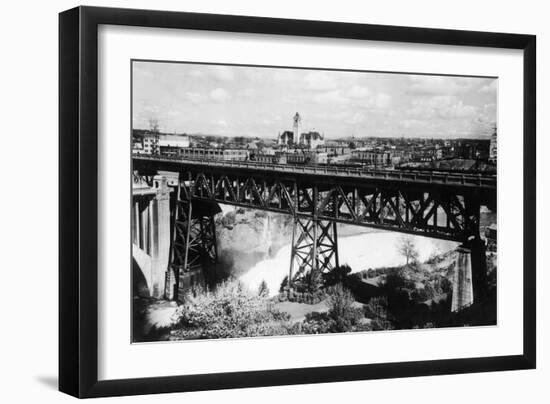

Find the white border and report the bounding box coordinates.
[98,25,523,381]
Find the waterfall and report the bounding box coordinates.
[262,215,273,257]
[238,230,459,297]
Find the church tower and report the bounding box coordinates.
[292,112,302,145]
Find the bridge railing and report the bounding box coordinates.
[133,154,496,188]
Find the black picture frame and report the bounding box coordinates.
[59,6,536,398]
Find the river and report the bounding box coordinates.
[238,230,459,297]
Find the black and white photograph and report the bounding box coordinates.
[131,61,498,342]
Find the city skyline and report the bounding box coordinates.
[133,61,497,139]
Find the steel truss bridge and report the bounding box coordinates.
[133,154,496,302]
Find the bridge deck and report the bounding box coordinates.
[133,154,496,190]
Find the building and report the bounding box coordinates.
[299,131,324,149]
[251,151,287,164]
[143,132,159,155]
[329,154,353,164]
[175,147,249,161]
[278,130,294,146]
[311,152,328,164]
[158,134,190,149]
[158,145,181,157]
[132,138,145,154]
[285,150,314,165]
[316,146,351,157]
[351,150,391,167]
[292,112,301,143]
[252,154,277,164]
[489,130,497,164]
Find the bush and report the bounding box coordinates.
[279,275,289,292]
[323,264,352,287]
[301,312,336,334]
[258,280,269,297]
[440,277,453,294]
[327,284,355,320]
[364,296,389,319]
[327,284,364,332]
[298,285,366,334]
[221,211,236,227]
[171,280,292,339]
[292,270,323,293]
[370,317,394,331]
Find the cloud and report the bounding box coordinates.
[407,95,477,120]
[183,92,205,105]
[407,76,473,96]
[304,71,339,91]
[209,88,230,103]
[347,85,371,98]
[209,66,235,82]
[141,104,161,114]
[132,61,496,138]
[133,65,154,78]
[349,112,368,124]
[400,119,425,129]
[239,88,255,98]
[312,90,348,105]
[189,70,205,78]
[242,69,265,82]
[479,80,498,93]
[373,93,392,108]
[272,70,296,82]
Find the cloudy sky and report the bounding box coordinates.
[132,61,497,139]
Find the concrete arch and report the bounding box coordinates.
[133,244,153,298]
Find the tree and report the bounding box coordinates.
[326,284,363,332]
[323,264,352,287]
[398,236,419,266]
[258,280,270,297]
[279,275,289,292]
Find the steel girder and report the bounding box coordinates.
[178,170,482,243]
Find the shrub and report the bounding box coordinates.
[258,280,269,297]
[301,312,336,334]
[292,270,323,293]
[327,284,355,320]
[279,275,289,292]
[298,285,365,334]
[323,264,352,287]
[440,277,453,294]
[370,317,394,331]
[221,211,236,227]
[172,280,291,339]
[364,296,389,320]
[327,284,364,332]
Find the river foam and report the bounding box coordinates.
[238,231,458,297]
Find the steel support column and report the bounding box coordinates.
[289,217,339,290]
[167,173,220,301]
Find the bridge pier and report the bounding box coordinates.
[289,217,339,289]
[470,238,488,302]
[132,176,171,299]
[451,246,474,312]
[451,238,488,312]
